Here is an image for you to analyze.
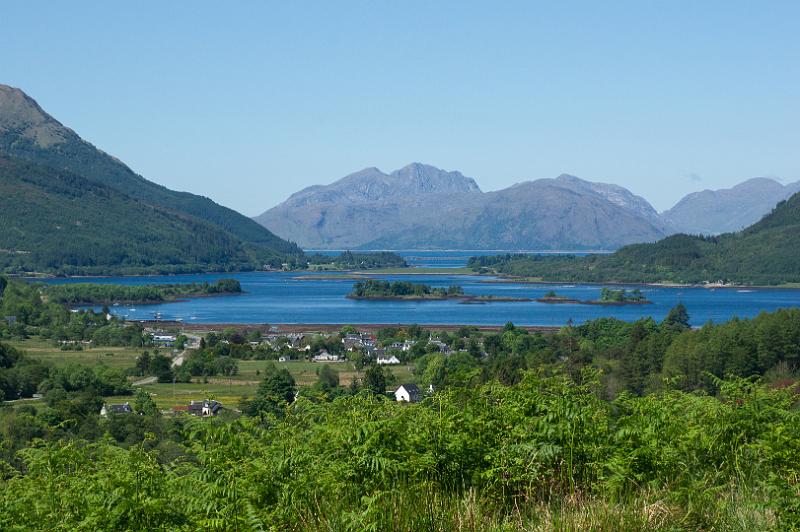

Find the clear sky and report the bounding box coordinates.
[2,1,798,215]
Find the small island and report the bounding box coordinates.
[584,287,652,306]
[536,290,581,304]
[347,279,464,300]
[347,279,533,303]
[535,288,651,306]
[42,279,243,306]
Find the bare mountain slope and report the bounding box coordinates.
[662,177,800,235]
[256,168,667,250]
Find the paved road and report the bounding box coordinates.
[132,376,158,386]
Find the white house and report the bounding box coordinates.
[394,384,422,403]
[376,355,401,365]
[312,349,340,362]
[152,334,176,346]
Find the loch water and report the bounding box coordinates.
[39,251,800,326]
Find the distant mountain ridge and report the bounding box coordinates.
[662,177,800,235]
[256,164,798,250]
[0,84,301,273]
[282,163,481,208]
[256,166,670,250]
[472,189,800,285]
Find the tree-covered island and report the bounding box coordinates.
[348,279,464,300]
[588,287,651,305]
[41,278,242,305]
[348,279,532,302]
[536,287,650,305]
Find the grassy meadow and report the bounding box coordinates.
[7,336,414,409]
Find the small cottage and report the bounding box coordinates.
[394,384,422,403]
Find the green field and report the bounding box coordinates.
[8,337,415,409]
[6,337,144,369]
[114,382,261,410]
[118,360,413,409]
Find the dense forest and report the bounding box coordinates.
[0,156,303,275]
[3,270,800,528]
[469,192,800,285]
[41,278,242,305]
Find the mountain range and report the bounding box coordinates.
[662,178,800,235]
[470,188,800,285]
[256,164,798,251]
[0,84,301,274]
[3,83,797,273]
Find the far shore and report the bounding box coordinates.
[481,276,800,290]
[347,294,532,303]
[62,291,244,308]
[134,320,562,334]
[13,269,800,290]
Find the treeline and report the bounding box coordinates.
[306,251,407,269]
[1,276,147,348]
[42,278,242,305]
[350,279,464,298]
[0,339,131,402]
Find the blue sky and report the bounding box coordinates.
[2,1,798,214]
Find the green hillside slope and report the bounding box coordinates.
[0,156,269,275]
[0,84,300,262]
[470,193,800,285]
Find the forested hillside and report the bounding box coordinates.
[0,156,272,274]
[0,84,301,271]
[470,192,800,285]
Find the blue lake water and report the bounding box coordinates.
[40,270,800,327]
[307,249,601,269]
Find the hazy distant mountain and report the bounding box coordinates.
[255,167,667,250]
[663,178,800,235]
[479,189,800,285]
[0,84,300,273]
[254,163,484,248]
[278,163,481,208]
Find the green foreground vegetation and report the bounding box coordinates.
[2,273,800,529]
[469,191,800,286]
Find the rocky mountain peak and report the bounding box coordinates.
[0,84,73,148]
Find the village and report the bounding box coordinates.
[97,324,470,417]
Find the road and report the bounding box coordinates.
[133,333,200,386]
